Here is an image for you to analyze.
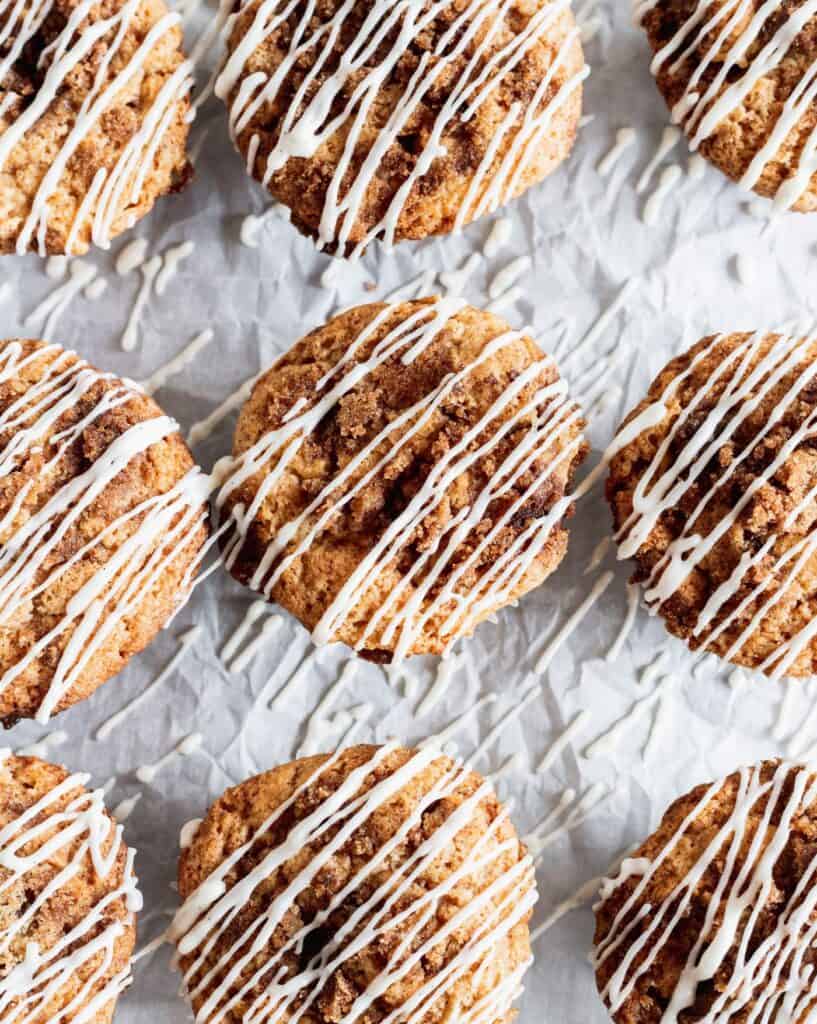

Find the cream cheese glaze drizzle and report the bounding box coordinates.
[170,742,536,1024]
[0,341,209,722]
[608,328,817,677]
[0,0,193,254]
[215,0,588,258]
[0,754,142,1022]
[215,297,585,659]
[594,761,817,1022]
[634,0,817,210]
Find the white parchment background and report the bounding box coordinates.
[4,0,817,1021]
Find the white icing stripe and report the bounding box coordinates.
[216,298,582,658]
[595,762,817,1022]
[636,0,817,210]
[216,0,586,258]
[0,342,208,721]
[608,329,817,676]
[0,0,192,254]
[0,766,141,1021]
[171,745,535,1024]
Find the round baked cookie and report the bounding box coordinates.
[637,0,817,211]
[0,752,140,1023]
[593,759,817,1023]
[215,0,586,256]
[606,329,817,678]
[0,0,193,256]
[215,297,588,661]
[0,338,209,726]
[172,743,536,1024]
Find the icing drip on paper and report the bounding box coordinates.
[0,0,192,255]
[116,239,150,276]
[216,297,586,660]
[17,728,68,758]
[297,660,359,757]
[524,782,609,857]
[537,708,590,773]
[636,125,681,194]
[112,792,142,822]
[44,255,68,280]
[136,731,203,784]
[170,742,537,1024]
[595,762,817,1021]
[483,217,512,259]
[0,342,209,722]
[608,328,817,677]
[226,613,283,675]
[187,373,260,446]
[141,330,215,395]
[217,0,588,258]
[534,571,614,673]
[635,0,817,210]
[155,240,195,295]
[488,256,531,300]
[585,670,675,759]
[121,254,161,351]
[642,164,683,225]
[0,766,141,1019]
[597,126,636,177]
[25,259,97,340]
[606,582,640,662]
[95,626,201,741]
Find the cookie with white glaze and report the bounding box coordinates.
[607,329,817,678]
[0,752,140,1024]
[594,759,817,1022]
[173,743,536,1024]
[637,0,817,211]
[0,339,208,725]
[0,0,193,255]
[215,297,587,661]
[216,0,586,256]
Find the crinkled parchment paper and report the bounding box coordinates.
[2,1,817,1021]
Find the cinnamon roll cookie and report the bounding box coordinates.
[607,329,817,678]
[636,0,817,212]
[0,752,140,1023]
[0,339,209,726]
[215,298,588,661]
[172,743,536,1024]
[594,759,817,1022]
[0,0,193,256]
[215,0,586,257]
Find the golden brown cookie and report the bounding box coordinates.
[216,0,585,256]
[172,743,536,1024]
[593,759,817,1023]
[215,297,587,661]
[0,0,193,256]
[0,339,209,725]
[637,0,817,211]
[0,752,140,1024]
[607,329,817,677]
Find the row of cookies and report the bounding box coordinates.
[3,300,817,728]
[5,0,817,257]
[4,744,815,1024]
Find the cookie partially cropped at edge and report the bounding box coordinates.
[0,339,209,725]
[637,0,817,212]
[215,297,588,661]
[606,329,817,678]
[0,0,193,256]
[593,759,817,1023]
[215,0,586,257]
[172,743,536,1024]
[0,752,140,1023]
